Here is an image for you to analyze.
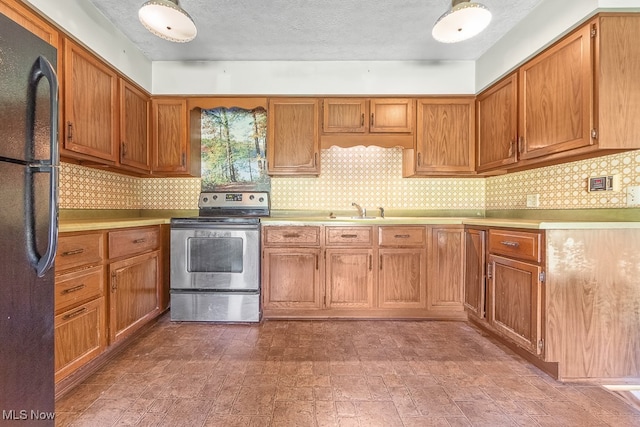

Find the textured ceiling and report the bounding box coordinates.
[87,0,544,61]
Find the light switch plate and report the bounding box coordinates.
[526,194,540,208]
[626,186,640,206]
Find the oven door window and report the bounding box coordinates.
[187,237,243,273]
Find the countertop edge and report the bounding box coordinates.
[59,216,640,233]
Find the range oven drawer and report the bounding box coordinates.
[170,291,260,322]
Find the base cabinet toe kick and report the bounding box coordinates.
[464,226,640,382]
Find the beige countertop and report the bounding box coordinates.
[262,215,640,229]
[59,217,172,233]
[58,212,640,233]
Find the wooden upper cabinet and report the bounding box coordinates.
[596,14,640,150]
[119,80,150,173]
[322,98,413,134]
[63,39,118,163]
[267,98,320,176]
[519,23,594,160]
[406,97,475,175]
[0,0,60,49]
[323,99,367,133]
[151,98,188,174]
[370,99,414,133]
[476,73,518,172]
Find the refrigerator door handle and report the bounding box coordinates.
[25,56,59,277]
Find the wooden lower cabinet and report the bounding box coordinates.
[55,226,165,392]
[325,248,374,309]
[54,297,106,383]
[378,248,426,309]
[488,254,543,356]
[54,232,106,384]
[262,247,322,310]
[463,228,486,319]
[427,227,465,312]
[262,224,465,319]
[109,250,161,344]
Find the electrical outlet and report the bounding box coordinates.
[626,186,640,206]
[526,194,540,208]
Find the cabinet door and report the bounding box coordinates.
[63,39,118,162]
[267,98,320,175]
[378,248,426,309]
[415,98,475,173]
[120,80,150,172]
[369,99,414,133]
[109,250,161,344]
[476,73,518,172]
[519,23,593,160]
[54,297,106,383]
[464,228,486,319]
[151,98,188,173]
[488,254,543,356]
[325,248,374,309]
[323,99,367,133]
[428,227,465,312]
[262,247,322,309]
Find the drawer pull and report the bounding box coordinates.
[62,307,87,320]
[341,234,358,238]
[283,233,301,238]
[500,241,520,248]
[61,248,84,256]
[61,284,86,295]
[394,234,411,238]
[133,238,147,244]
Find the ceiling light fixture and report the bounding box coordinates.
[138,0,197,43]
[432,0,492,43]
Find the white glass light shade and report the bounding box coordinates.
[432,1,492,43]
[138,0,197,43]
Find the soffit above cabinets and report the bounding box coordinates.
[86,0,543,62]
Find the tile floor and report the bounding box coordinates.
[55,315,640,426]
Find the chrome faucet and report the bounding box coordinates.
[352,202,366,218]
[378,207,385,218]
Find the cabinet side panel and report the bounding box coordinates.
[547,229,640,379]
[598,16,640,148]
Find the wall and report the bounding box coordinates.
[24,0,152,90]
[476,0,640,91]
[60,148,640,213]
[152,60,475,96]
[59,163,200,210]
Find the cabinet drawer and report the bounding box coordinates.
[56,233,104,272]
[54,297,106,383]
[263,226,321,246]
[489,229,542,262]
[108,226,160,259]
[378,226,426,247]
[325,227,373,246]
[55,265,104,313]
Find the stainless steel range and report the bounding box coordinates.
[170,191,269,322]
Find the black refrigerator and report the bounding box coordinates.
[0,12,59,426]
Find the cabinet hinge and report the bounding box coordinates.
[538,339,545,352]
[590,24,597,38]
[487,263,493,279]
[591,128,598,140]
[539,271,546,283]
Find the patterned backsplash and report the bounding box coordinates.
[59,148,640,212]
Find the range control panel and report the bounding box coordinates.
[199,191,270,210]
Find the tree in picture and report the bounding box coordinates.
[200,107,269,191]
